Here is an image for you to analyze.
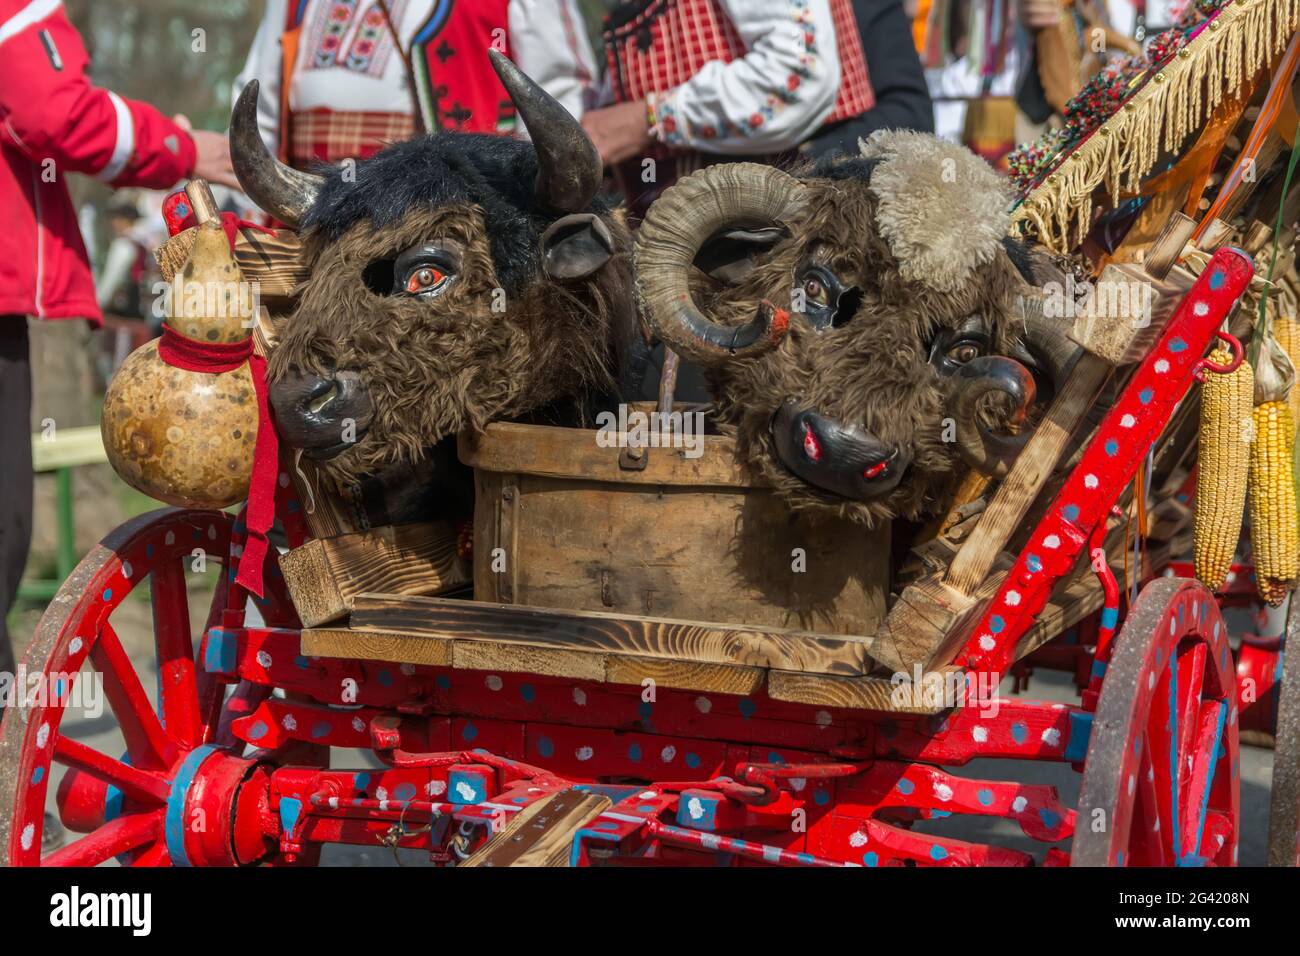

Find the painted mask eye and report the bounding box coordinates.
[390,242,462,298]
[946,341,982,364]
[802,275,830,308]
[404,266,448,296]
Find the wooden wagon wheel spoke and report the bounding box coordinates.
[195,567,232,745]
[1147,652,1180,862]
[42,811,162,867]
[1074,577,1239,867]
[1132,730,1169,866]
[1178,698,1229,864]
[51,737,170,805]
[1174,641,1208,782]
[0,509,295,867]
[150,557,203,748]
[89,621,178,770]
[1203,810,1235,864]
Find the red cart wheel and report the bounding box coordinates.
[1074,577,1239,866]
[1267,592,1300,865]
[0,508,292,866]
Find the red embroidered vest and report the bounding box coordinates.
[279,0,517,168]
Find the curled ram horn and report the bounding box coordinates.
[946,356,1037,478]
[489,49,602,214]
[230,80,325,228]
[946,306,1080,477]
[634,163,808,364]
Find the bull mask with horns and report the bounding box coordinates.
[230,49,603,227]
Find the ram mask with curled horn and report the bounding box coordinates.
[634,130,1078,526]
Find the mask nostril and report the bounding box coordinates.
[308,381,339,415]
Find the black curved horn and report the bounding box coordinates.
[229,80,324,228]
[946,355,1037,478]
[489,49,601,213]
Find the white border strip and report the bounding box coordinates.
[0,0,62,48]
[95,90,134,182]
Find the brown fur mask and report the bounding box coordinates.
[269,202,632,490]
[637,132,1068,526]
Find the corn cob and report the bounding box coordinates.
[1248,400,1299,604]
[1194,348,1253,591]
[1275,316,1300,424]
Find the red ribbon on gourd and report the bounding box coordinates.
[158,325,279,597]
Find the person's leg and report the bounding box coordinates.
[0,317,33,680]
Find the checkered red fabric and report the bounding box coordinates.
[603,0,873,124]
[828,0,874,121]
[288,107,416,168]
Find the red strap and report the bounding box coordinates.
[158,323,252,371]
[157,325,279,597]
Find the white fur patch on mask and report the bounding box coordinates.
[859,130,1010,294]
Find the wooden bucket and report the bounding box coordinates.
[458,417,890,636]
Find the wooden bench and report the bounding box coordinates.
[18,425,108,602]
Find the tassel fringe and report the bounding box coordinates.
[1013,0,1300,253]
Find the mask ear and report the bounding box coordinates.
[694,225,787,284]
[860,130,1009,294]
[540,213,615,280]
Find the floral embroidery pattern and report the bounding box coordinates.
[305,0,408,78]
[651,0,824,147]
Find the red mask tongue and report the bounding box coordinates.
[802,422,822,462]
[863,458,889,480]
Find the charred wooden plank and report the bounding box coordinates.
[279,522,469,627]
[460,789,612,867]
[767,666,964,713]
[348,593,877,676]
[602,655,765,695]
[301,627,454,666]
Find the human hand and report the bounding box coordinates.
[174,114,239,189]
[581,100,653,166]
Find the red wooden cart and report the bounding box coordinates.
[3,244,1292,868]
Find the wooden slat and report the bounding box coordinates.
[453,639,606,681]
[279,522,469,627]
[31,425,106,471]
[347,593,878,676]
[944,357,1112,597]
[304,624,764,693]
[767,666,964,713]
[603,655,765,695]
[302,617,970,713]
[866,553,1013,675]
[460,789,612,867]
[302,627,454,666]
[459,421,763,488]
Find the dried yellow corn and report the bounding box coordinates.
[1248,400,1299,605]
[1275,316,1300,424]
[1194,348,1253,591]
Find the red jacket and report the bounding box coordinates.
[0,0,197,324]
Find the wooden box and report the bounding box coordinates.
[458,420,889,637]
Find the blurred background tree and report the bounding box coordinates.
[65,0,264,252]
[68,0,263,127]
